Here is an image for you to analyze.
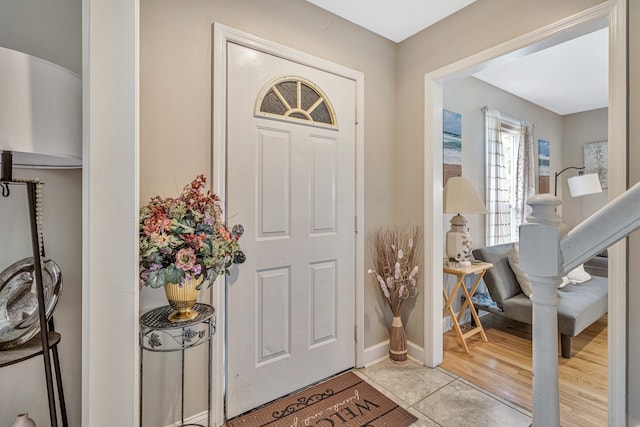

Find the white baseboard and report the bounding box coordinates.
[443,309,474,333]
[407,339,424,361]
[165,410,209,427]
[363,339,390,366]
[363,339,424,366]
[443,315,452,332]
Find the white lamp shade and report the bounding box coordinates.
[443,176,488,214]
[567,173,602,197]
[0,47,81,168]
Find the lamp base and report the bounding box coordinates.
[446,214,473,266]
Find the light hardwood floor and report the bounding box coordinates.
[440,313,608,427]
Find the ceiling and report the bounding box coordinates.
[303,0,476,43]
[473,28,608,116]
[303,0,608,116]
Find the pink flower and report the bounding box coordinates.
[182,233,206,250]
[143,213,172,235]
[217,226,232,243]
[159,217,172,231]
[143,217,162,235]
[175,247,196,271]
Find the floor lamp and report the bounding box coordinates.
[0,46,81,427]
[554,166,602,197]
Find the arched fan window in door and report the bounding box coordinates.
[256,76,337,127]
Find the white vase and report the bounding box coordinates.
[11,413,36,427]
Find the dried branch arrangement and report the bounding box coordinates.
[368,226,423,313]
[368,226,423,362]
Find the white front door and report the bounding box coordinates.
[225,42,357,418]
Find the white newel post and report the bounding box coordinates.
[519,195,567,427]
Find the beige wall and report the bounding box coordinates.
[141,0,398,332]
[628,0,640,424]
[141,0,397,424]
[141,0,397,337]
[441,87,608,236]
[4,0,635,424]
[397,0,607,349]
[0,1,82,426]
[443,76,564,246]
[140,0,640,423]
[441,76,564,324]
[0,0,81,74]
[561,108,608,228]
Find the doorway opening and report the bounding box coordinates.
[423,3,626,425]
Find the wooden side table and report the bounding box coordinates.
[442,261,493,353]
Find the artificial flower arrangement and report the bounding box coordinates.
[368,226,422,362]
[139,174,244,290]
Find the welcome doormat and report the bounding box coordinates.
[227,371,417,427]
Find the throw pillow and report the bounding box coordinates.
[567,264,591,284]
[508,244,533,297]
[559,276,570,289]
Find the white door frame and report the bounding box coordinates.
[423,1,626,425]
[212,23,365,425]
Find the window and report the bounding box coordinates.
[485,109,535,246]
[500,125,520,242]
[256,76,336,127]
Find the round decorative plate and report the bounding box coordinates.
[0,257,62,350]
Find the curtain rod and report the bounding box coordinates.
[481,105,537,127]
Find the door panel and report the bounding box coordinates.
[309,260,337,346]
[256,267,290,363]
[311,136,337,233]
[226,42,356,417]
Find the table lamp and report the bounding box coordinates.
[443,177,487,266]
[0,46,81,427]
[554,166,602,197]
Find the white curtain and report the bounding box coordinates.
[485,109,511,245]
[515,122,536,236]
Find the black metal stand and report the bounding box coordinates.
[139,304,215,427]
[0,179,68,427]
[554,166,585,196]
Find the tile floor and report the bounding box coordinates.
[355,358,532,427]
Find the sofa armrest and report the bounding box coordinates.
[472,244,523,308]
[584,255,608,277]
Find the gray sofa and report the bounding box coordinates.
[585,249,608,277]
[472,243,608,359]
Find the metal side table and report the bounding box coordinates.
[139,303,215,427]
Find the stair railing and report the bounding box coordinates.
[519,181,640,427]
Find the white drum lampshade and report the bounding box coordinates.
[0,46,81,176]
[567,173,602,197]
[554,166,602,198]
[443,177,487,265]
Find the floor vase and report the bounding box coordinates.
[389,316,408,362]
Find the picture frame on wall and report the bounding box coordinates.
[584,141,608,189]
[538,139,550,194]
[443,109,462,185]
